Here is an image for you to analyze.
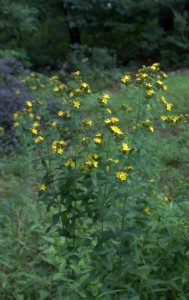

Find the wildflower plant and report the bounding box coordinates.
[14,64,189,298]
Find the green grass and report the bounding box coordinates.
[165,70,189,114]
[0,153,55,299]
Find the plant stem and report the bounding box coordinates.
[46,141,67,244]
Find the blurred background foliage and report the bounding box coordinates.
[0,0,189,71]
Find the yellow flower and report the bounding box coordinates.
[52,121,58,126]
[150,65,156,71]
[26,101,32,108]
[162,85,168,90]
[106,108,112,114]
[31,128,38,135]
[81,137,89,145]
[121,75,131,84]
[14,122,19,127]
[94,137,102,144]
[29,113,34,119]
[59,140,66,146]
[85,153,99,168]
[161,115,168,121]
[166,103,173,111]
[163,196,169,204]
[93,154,99,160]
[144,207,151,215]
[58,111,64,117]
[31,86,37,90]
[93,161,98,168]
[57,148,63,154]
[122,143,131,152]
[149,126,154,132]
[108,158,119,163]
[16,89,20,95]
[161,96,167,104]
[34,136,44,143]
[101,93,110,104]
[60,84,65,91]
[81,82,88,88]
[73,101,80,108]
[33,122,39,127]
[50,75,59,81]
[116,172,128,181]
[65,159,75,167]
[141,73,148,78]
[86,119,92,126]
[172,116,179,123]
[150,63,159,70]
[148,178,155,183]
[66,111,70,118]
[53,86,59,92]
[14,112,19,119]
[111,126,123,135]
[127,165,133,170]
[136,77,142,84]
[40,184,46,191]
[156,80,164,88]
[69,92,74,97]
[147,104,151,110]
[95,133,102,137]
[146,89,155,98]
[52,141,57,150]
[145,83,152,89]
[161,72,167,78]
[72,71,80,76]
[52,140,65,153]
[105,117,119,124]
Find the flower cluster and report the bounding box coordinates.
[99,93,110,105]
[134,63,168,99]
[84,153,99,170]
[52,140,66,154]
[34,136,44,143]
[65,158,75,168]
[160,114,187,124]
[161,96,173,111]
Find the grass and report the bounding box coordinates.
[165,70,189,114]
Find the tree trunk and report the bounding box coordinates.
[63,2,81,45]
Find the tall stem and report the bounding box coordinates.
[101,134,111,234]
[46,141,67,243]
[72,111,78,247]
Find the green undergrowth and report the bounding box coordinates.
[1,66,189,299]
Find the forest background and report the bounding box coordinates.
[1,0,189,72]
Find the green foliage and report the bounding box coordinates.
[7,64,189,299]
[1,0,189,69]
[66,45,119,91]
[0,0,38,48]
[0,152,53,299]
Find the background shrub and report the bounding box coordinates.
[0,57,29,146]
